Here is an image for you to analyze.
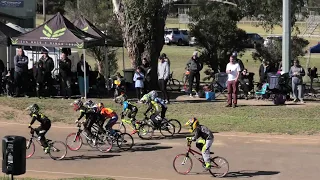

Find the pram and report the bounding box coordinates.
[1,71,14,96]
[238,72,255,99]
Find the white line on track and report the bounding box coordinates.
[26,169,170,180]
[1,121,320,141]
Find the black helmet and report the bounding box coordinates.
[26,104,40,114]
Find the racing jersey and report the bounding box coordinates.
[123,101,137,112]
[192,125,214,141]
[29,113,51,126]
[100,108,117,118]
[145,101,160,115]
[154,97,167,108]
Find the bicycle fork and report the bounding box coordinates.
[26,139,32,149]
[181,153,190,165]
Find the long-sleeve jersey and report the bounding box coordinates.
[191,125,214,141]
[77,106,97,121]
[29,113,51,126]
[154,97,167,108]
[100,108,117,119]
[145,101,160,115]
[123,101,137,112]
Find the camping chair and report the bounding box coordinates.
[211,72,228,97]
[255,83,269,99]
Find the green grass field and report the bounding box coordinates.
[2,15,317,135]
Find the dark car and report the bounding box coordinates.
[245,33,264,48]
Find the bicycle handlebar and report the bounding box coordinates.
[187,140,192,147]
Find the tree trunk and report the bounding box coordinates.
[112,0,168,88]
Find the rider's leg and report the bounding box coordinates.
[85,118,95,139]
[105,115,118,135]
[36,123,51,153]
[202,139,214,169]
[160,106,167,119]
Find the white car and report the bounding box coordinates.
[164,28,189,45]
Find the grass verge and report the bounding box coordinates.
[0,97,320,135]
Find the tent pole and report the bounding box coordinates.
[306,48,311,70]
[83,49,87,100]
[122,46,125,70]
[104,45,109,78]
[6,46,9,71]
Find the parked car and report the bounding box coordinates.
[264,35,282,47]
[245,33,264,48]
[189,36,197,46]
[164,28,189,46]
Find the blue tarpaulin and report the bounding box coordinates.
[310,43,320,53]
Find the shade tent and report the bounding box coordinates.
[73,15,108,40]
[11,12,104,48]
[0,21,22,70]
[306,43,320,69]
[11,12,105,99]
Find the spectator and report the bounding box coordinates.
[77,54,90,98]
[140,58,151,93]
[258,60,271,89]
[59,52,72,99]
[13,48,28,97]
[0,59,4,94]
[39,49,54,97]
[231,52,244,72]
[289,60,306,103]
[161,53,170,67]
[226,56,241,108]
[186,51,203,97]
[158,56,170,103]
[34,60,45,98]
[133,67,144,101]
[239,68,250,100]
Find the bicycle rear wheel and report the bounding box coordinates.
[26,139,35,159]
[160,122,175,137]
[168,79,181,91]
[173,154,193,175]
[209,156,229,178]
[65,133,83,151]
[117,133,134,151]
[97,134,113,153]
[138,123,154,140]
[49,141,67,160]
[168,119,181,134]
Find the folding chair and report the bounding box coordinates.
[255,83,269,99]
[211,72,228,97]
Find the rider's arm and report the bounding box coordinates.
[191,128,200,141]
[145,102,153,114]
[78,110,86,121]
[152,101,160,113]
[29,114,37,126]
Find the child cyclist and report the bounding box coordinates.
[97,103,118,136]
[140,91,167,119]
[115,94,139,134]
[72,99,98,141]
[185,117,214,170]
[26,104,51,154]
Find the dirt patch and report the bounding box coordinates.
[0,104,29,123]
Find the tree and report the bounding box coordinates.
[252,36,309,69]
[64,0,122,76]
[112,0,168,83]
[188,0,248,73]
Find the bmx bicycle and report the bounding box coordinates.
[26,127,67,160]
[173,140,229,177]
[117,117,154,140]
[65,122,113,152]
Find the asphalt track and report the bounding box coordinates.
[0,121,320,180]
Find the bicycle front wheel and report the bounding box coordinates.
[65,133,83,151]
[168,119,181,134]
[26,139,35,159]
[117,122,126,134]
[117,133,134,151]
[49,141,67,160]
[173,154,193,175]
[209,156,229,178]
[160,122,175,137]
[138,123,154,140]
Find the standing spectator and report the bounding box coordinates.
[226,56,241,108]
[13,48,28,97]
[258,60,271,89]
[34,60,45,98]
[140,58,151,93]
[59,52,72,99]
[161,53,171,67]
[186,51,203,97]
[0,59,4,94]
[231,52,244,72]
[39,49,54,97]
[158,56,170,103]
[133,67,144,101]
[77,54,90,98]
[289,60,306,103]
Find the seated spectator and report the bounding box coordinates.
[239,69,251,100]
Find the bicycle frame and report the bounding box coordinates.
[184,141,219,167]
[120,118,143,133]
